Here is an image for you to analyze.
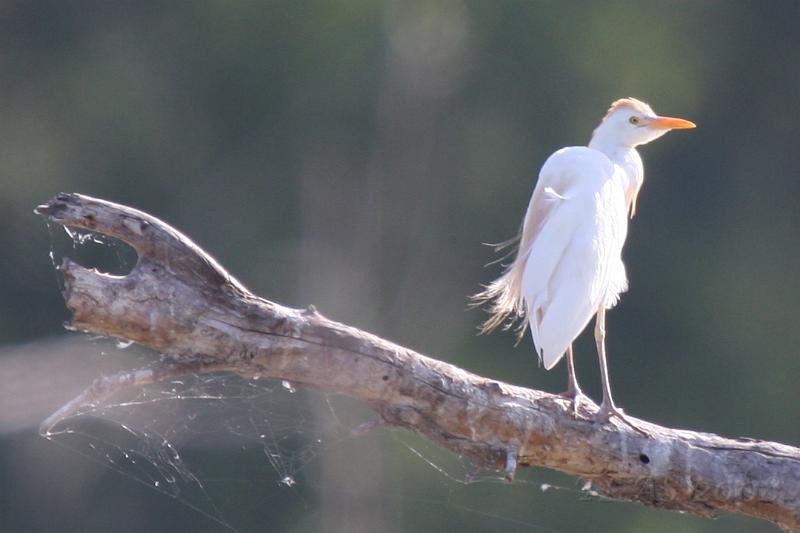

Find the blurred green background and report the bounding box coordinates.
[1,1,799,532]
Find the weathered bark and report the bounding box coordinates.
[36,193,800,531]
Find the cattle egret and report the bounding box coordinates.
[475,97,695,426]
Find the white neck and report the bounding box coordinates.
[587,134,633,162]
[588,135,644,195]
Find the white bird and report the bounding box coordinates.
[475,97,695,425]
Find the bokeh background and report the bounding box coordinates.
[1,1,799,532]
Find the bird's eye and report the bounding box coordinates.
[629,116,641,125]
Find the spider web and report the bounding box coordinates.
[41,224,593,533]
[42,368,362,532]
[42,366,592,533]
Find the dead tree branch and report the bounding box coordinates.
[36,193,800,531]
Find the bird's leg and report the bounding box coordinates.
[565,344,581,397]
[594,308,617,415]
[593,308,649,436]
[558,344,585,416]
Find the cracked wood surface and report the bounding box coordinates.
[36,193,800,531]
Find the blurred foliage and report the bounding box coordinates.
[1,1,799,532]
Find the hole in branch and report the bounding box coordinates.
[48,223,138,278]
[639,454,650,464]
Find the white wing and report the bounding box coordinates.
[520,147,628,369]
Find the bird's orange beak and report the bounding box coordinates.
[648,116,696,130]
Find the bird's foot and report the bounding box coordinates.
[594,403,652,437]
[558,386,588,418]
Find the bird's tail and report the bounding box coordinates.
[470,238,528,341]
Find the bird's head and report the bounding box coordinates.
[591,97,695,148]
